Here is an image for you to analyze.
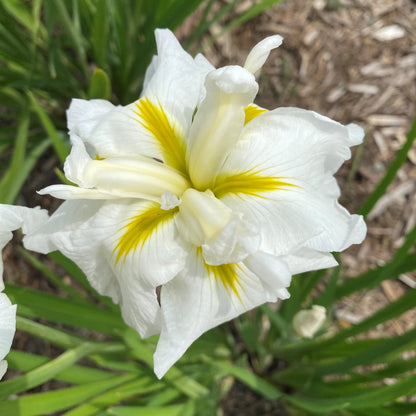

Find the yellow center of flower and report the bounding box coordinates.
[114,94,295,295]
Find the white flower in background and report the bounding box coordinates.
[22,29,366,378]
[0,293,16,380]
[0,205,48,379]
[293,305,327,338]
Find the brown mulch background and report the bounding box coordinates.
[2,0,416,414]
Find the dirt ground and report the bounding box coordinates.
[2,0,416,414]
[182,0,416,414]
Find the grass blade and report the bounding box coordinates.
[359,115,416,217]
[0,374,136,416]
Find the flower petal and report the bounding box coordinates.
[0,293,16,379]
[187,66,258,190]
[153,248,289,378]
[0,205,49,288]
[110,201,188,288]
[141,29,212,138]
[284,247,338,275]
[23,199,187,338]
[48,135,189,202]
[217,107,366,255]
[244,35,283,74]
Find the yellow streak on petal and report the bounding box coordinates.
[134,97,187,173]
[244,104,268,125]
[198,248,243,301]
[114,203,177,264]
[213,170,297,199]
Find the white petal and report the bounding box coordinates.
[68,100,168,161]
[142,29,212,138]
[217,107,366,254]
[284,247,338,275]
[202,215,260,265]
[0,293,16,377]
[23,200,176,338]
[187,66,258,189]
[67,98,115,137]
[38,185,124,200]
[63,135,93,186]
[0,205,49,288]
[153,249,287,378]
[48,135,190,202]
[244,251,292,299]
[105,201,189,289]
[244,35,283,74]
[0,360,7,380]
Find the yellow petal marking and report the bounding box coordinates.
[244,104,268,125]
[213,170,297,199]
[134,97,187,173]
[114,203,177,264]
[197,248,243,301]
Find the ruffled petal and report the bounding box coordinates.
[23,199,187,338]
[141,29,212,139]
[217,107,366,255]
[153,248,290,378]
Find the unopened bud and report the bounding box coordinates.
[293,305,326,338]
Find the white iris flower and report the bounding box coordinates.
[0,205,48,378]
[15,29,366,378]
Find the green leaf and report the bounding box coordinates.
[6,284,126,337]
[284,373,416,412]
[28,90,69,163]
[18,248,87,302]
[359,115,416,217]
[0,374,136,416]
[89,68,111,100]
[47,251,117,310]
[314,326,416,376]
[7,350,117,385]
[16,316,88,348]
[62,378,164,416]
[335,253,416,300]
[91,0,109,68]
[204,358,282,401]
[0,109,29,203]
[122,328,209,399]
[0,343,107,400]
[106,404,192,416]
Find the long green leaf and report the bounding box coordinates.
[106,404,191,416]
[28,90,69,163]
[204,357,282,401]
[284,373,416,412]
[7,350,117,385]
[0,343,102,399]
[5,284,126,336]
[335,252,416,300]
[0,109,29,203]
[0,374,136,416]
[91,0,109,68]
[62,377,163,416]
[359,115,416,216]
